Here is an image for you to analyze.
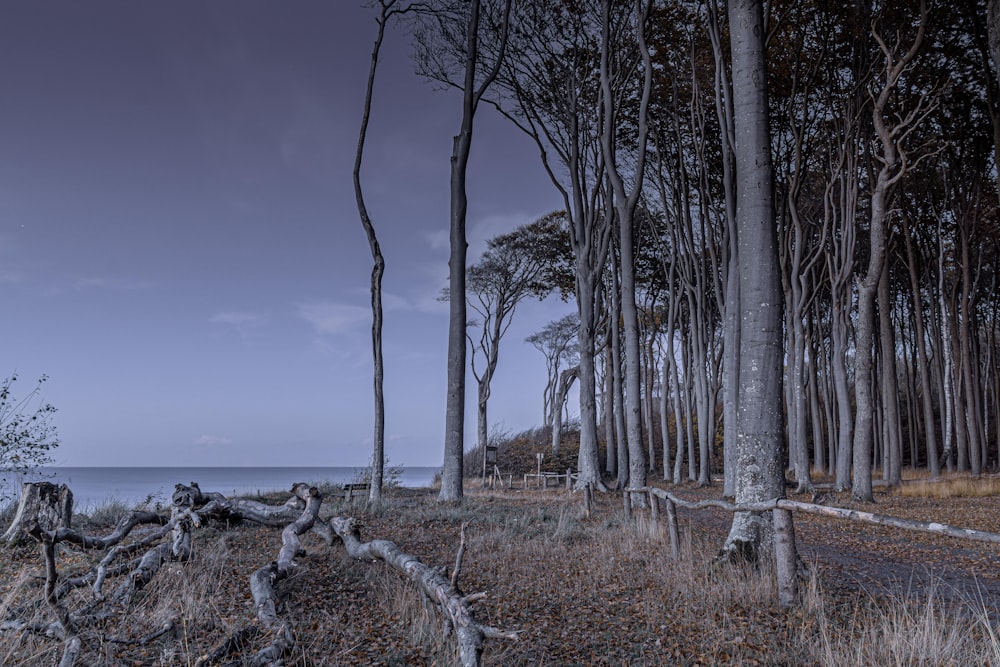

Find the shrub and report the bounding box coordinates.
[463,424,582,478]
[0,374,60,503]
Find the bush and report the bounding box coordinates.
[463,424,583,478]
[0,374,60,503]
[352,456,404,490]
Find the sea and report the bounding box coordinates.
[3,466,441,511]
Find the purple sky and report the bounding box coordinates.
[2,1,574,467]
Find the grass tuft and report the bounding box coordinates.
[897,475,1000,498]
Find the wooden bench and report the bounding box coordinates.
[342,482,371,501]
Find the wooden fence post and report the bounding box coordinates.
[583,483,593,519]
[773,508,798,608]
[664,497,680,560]
[623,490,632,523]
[648,490,659,526]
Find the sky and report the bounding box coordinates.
[1,1,576,468]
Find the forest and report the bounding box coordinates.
[7,0,1000,664]
[387,0,1000,511]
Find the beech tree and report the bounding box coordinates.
[852,0,933,501]
[465,213,573,454]
[527,313,580,431]
[414,0,513,502]
[354,0,417,502]
[485,0,614,489]
[599,0,654,497]
[721,0,788,559]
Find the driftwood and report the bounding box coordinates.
[3,482,73,546]
[174,481,335,545]
[9,481,518,666]
[330,516,518,667]
[196,484,324,667]
[9,482,334,667]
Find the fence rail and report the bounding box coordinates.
[620,486,1000,608]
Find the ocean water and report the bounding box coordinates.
[6,466,440,510]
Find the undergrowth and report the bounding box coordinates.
[1,488,999,665]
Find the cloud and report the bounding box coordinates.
[74,277,151,291]
[210,311,270,329]
[423,228,449,252]
[194,434,232,447]
[297,301,370,335]
[421,211,541,259]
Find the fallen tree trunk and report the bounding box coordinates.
[196,483,324,667]
[630,487,1000,545]
[246,484,322,666]
[12,482,333,667]
[330,516,518,667]
[178,481,334,545]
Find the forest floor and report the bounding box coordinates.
[3,477,1000,666]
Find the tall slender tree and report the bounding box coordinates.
[852,0,932,502]
[415,0,513,501]
[465,215,572,455]
[722,0,788,559]
[354,0,413,501]
[599,0,654,497]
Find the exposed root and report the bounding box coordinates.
[10,482,329,666]
[330,516,518,667]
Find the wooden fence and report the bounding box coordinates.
[621,486,1000,608]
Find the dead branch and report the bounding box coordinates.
[193,482,334,546]
[10,482,331,667]
[26,520,77,662]
[198,484,323,667]
[628,486,1000,544]
[451,521,470,591]
[330,516,518,667]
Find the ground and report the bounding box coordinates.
[2,479,1000,666]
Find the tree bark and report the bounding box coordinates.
[3,482,73,546]
[440,0,512,501]
[722,0,788,559]
[330,516,517,667]
[354,1,403,502]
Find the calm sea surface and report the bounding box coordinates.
[7,466,440,510]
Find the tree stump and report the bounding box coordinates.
[2,482,73,546]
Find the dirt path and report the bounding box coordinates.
[669,483,1000,610]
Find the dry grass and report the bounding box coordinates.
[896,474,1000,498]
[1,487,999,665]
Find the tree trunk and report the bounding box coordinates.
[705,0,739,500]
[903,212,940,476]
[853,0,929,500]
[440,0,512,501]
[576,276,608,490]
[3,482,73,546]
[354,3,397,502]
[552,366,577,455]
[878,264,903,486]
[604,345,617,475]
[609,249,629,490]
[599,0,651,500]
[722,0,788,559]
